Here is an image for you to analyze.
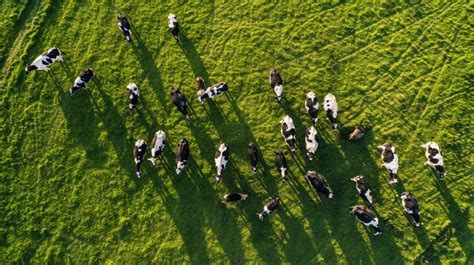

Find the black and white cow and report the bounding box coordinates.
[421,141,447,177]
[25,47,63,74]
[351,175,374,207]
[167,14,180,42]
[378,143,399,184]
[170,87,190,120]
[70,68,94,94]
[195,76,206,101]
[350,205,382,235]
[117,14,132,43]
[148,130,166,166]
[258,196,280,220]
[222,193,248,203]
[323,93,338,130]
[198,82,228,103]
[400,192,423,227]
[127,83,139,110]
[175,138,190,175]
[305,91,319,125]
[305,171,333,198]
[280,115,296,152]
[214,143,229,184]
[305,126,319,161]
[269,69,283,102]
[133,139,147,177]
[349,126,365,141]
[274,150,288,181]
[248,142,258,173]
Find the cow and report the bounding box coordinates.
[117,14,132,43]
[248,142,258,173]
[305,91,319,125]
[198,82,228,103]
[175,138,190,175]
[127,83,139,110]
[70,68,94,94]
[421,141,447,177]
[400,192,423,227]
[349,126,365,141]
[274,150,288,181]
[25,47,63,74]
[305,126,319,161]
[148,130,166,166]
[133,139,147,177]
[323,93,338,130]
[258,196,280,220]
[269,69,283,102]
[350,205,382,235]
[167,14,180,42]
[214,143,229,184]
[378,143,399,184]
[351,175,374,207]
[195,76,206,101]
[170,87,190,120]
[305,171,333,198]
[222,193,248,203]
[280,115,296,152]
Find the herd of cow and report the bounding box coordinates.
[24,13,448,235]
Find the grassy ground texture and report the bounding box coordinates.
[1,0,473,263]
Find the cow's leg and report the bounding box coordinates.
[371,224,382,235]
[135,158,143,177]
[410,212,422,226]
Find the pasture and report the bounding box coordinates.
[1,0,472,263]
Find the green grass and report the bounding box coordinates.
[1,0,473,263]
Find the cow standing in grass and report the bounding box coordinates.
[117,14,132,43]
[378,143,399,184]
[351,175,374,207]
[148,130,166,166]
[248,142,258,173]
[195,76,206,102]
[222,193,248,203]
[175,138,190,175]
[258,197,280,220]
[269,69,283,102]
[170,87,190,120]
[133,139,147,177]
[323,93,338,130]
[305,91,319,125]
[305,171,333,198]
[400,192,423,227]
[127,83,139,110]
[280,115,296,152]
[25,47,63,74]
[305,126,319,161]
[198,82,228,103]
[167,14,180,42]
[274,150,288,181]
[214,143,229,184]
[349,126,365,140]
[350,205,382,235]
[421,141,447,177]
[70,68,94,94]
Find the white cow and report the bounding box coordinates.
[305,91,319,125]
[280,115,296,152]
[421,141,447,177]
[378,143,399,184]
[214,143,229,184]
[148,130,167,166]
[305,126,319,161]
[25,47,63,74]
[323,93,338,130]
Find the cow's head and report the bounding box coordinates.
[378,143,392,151]
[25,65,37,74]
[351,175,365,183]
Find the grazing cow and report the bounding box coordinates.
[323,93,338,130]
[378,143,399,184]
[305,171,333,198]
[170,87,190,120]
[25,47,63,74]
[269,69,283,102]
[274,150,288,181]
[349,126,365,140]
[248,142,258,173]
[167,14,180,42]
[258,197,280,220]
[400,192,423,227]
[222,193,248,203]
[305,126,319,161]
[195,76,206,101]
[351,175,374,207]
[175,138,190,175]
[133,139,147,177]
[127,83,139,110]
[214,143,229,184]
[148,130,166,166]
[350,205,382,235]
[280,115,296,152]
[421,141,447,177]
[70,68,94,94]
[117,14,132,43]
[305,91,319,124]
[198,82,228,103]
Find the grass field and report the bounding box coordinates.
[1,0,473,263]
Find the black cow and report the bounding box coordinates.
[258,196,280,220]
[305,171,333,198]
[117,14,132,43]
[269,69,283,102]
[167,14,180,42]
[351,175,374,207]
[248,142,258,173]
[350,205,382,235]
[305,91,319,125]
[25,47,63,74]
[133,139,147,177]
[400,192,423,227]
[222,193,248,203]
[175,138,190,175]
[170,87,190,120]
[70,68,94,94]
[127,83,139,110]
[274,150,288,181]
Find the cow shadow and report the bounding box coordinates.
[178,31,210,83]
